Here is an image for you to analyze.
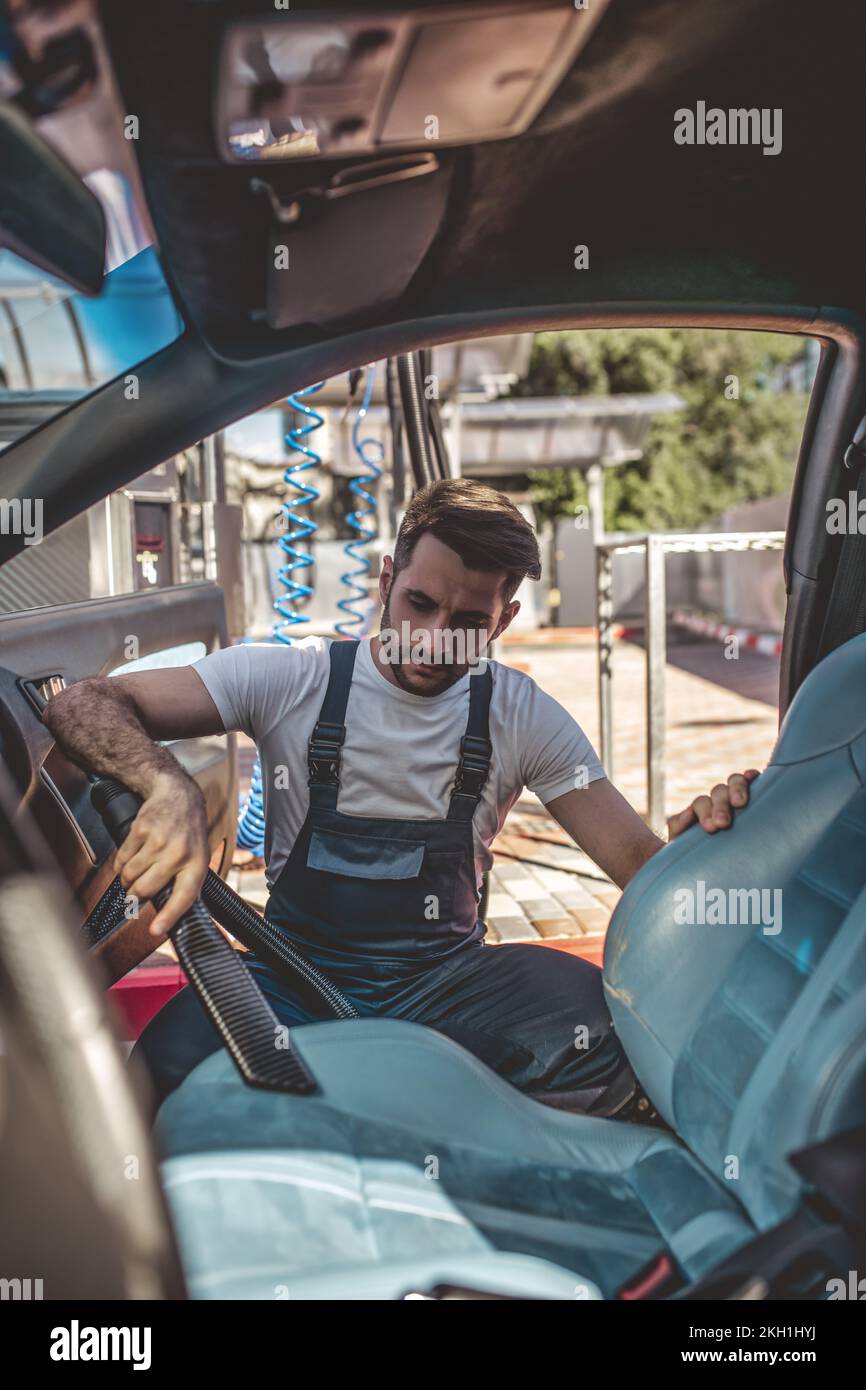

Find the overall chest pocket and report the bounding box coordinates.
[307,827,424,880]
[306,827,464,928]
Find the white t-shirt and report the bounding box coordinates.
[192,637,605,891]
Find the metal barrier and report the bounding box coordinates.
[595,530,785,833]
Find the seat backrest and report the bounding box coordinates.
[604,631,866,1230]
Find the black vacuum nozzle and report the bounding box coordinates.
[90,777,142,847]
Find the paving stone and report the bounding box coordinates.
[492,861,533,881]
[571,906,611,935]
[551,883,605,910]
[531,866,582,892]
[502,875,551,903]
[486,892,526,918]
[592,884,623,910]
[531,916,581,939]
[488,915,540,942]
[239,879,269,910]
[519,896,570,924]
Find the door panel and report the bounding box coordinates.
[0,581,237,983]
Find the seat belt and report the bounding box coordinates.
[616,1125,866,1300]
[676,1125,866,1301]
[817,414,866,658]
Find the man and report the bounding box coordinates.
[46,480,757,1117]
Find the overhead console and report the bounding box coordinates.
[212,2,607,333]
[215,3,606,164]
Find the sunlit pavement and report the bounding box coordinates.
[230,627,781,962]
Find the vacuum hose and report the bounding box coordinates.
[202,872,359,1020]
[90,777,320,1094]
[87,778,359,1021]
[397,352,437,490]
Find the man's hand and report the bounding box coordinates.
[113,771,209,939]
[667,769,760,840]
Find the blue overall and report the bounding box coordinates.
[136,640,635,1112]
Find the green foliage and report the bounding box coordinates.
[520,329,811,531]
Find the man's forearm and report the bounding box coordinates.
[43,677,195,800]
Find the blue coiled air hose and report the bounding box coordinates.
[236,383,325,853]
[335,364,384,638]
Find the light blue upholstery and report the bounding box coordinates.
[157,1020,754,1297]
[605,631,866,1230]
[161,1147,602,1300]
[157,632,866,1299]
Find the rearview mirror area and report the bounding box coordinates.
[0,100,105,296]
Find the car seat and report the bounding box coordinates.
[155,631,866,1299]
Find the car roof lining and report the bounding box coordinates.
[93,0,866,360]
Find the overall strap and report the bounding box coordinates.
[448,663,494,822]
[308,638,359,810]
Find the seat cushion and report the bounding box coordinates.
[156,1020,755,1298]
[161,1147,602,1300]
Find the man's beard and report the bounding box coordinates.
[379,599,472,697]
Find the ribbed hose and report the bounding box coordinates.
[82,866,358,1020]
[159,885,317,1094]
[397,352,436,490]
[89,777,317,1093]
[201,870,359,1020]
[82,873,130,946]
[386,357,406,508]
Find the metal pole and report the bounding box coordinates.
[201,436,220,583]
[586,461,604,545]
[645,533,667,833]
[596,544,614,781]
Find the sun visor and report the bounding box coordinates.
[259,154,452,330]
[215,2,607,164]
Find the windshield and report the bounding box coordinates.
[0,237,183,457]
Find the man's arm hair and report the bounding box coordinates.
[43,668,225,797]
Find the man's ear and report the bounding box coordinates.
[490,600,520,644]
[379,555,394,607]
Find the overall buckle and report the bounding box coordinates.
[453,734,492,800]
[308,721,346,786]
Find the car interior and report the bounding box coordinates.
[1,0,866,1304]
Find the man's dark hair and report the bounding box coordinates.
[392,479,542,602]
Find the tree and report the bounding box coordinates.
[519,329,811,532]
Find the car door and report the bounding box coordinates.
[0,579,237,986]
